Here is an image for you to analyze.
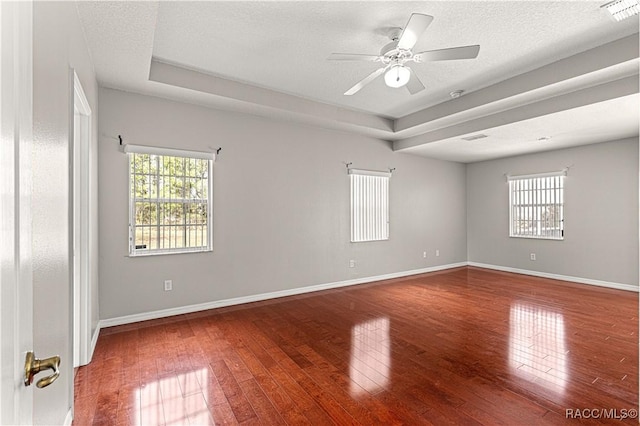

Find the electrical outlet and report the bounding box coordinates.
[349,259,355,268]
[435,249,440,257]
[530,253,536,261]
[164,280,173,291]
[423,251,427,258]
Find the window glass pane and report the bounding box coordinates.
[509,175,564,240]
[129,152,211,255]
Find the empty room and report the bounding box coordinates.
[1,1,639,425]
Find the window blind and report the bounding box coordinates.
[349,169,390,243]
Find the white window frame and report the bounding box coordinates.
[349,168,391,243]
[125,144,214,256]
[508,170,566,240]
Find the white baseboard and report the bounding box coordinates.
[63,408,73,426]
[468,262,639,292]
[99,262,467,328]
[98,261,636,330]
[77,324,101,367]
[89,324,100,360]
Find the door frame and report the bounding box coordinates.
[0,1,34,424]
[71,70,93,368]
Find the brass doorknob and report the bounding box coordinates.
[24,351,60,388]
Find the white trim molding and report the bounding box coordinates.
[468,262,639,292]
[348,168,392,178]
[72,69,94,369]
[123,143,216,161]
[63,409,73,426]
[506,168,567,181]
[99,262,467,328]
[73,326,99,367]
[89,325,100,362]
[98,261,637,330]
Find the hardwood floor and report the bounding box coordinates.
[74,267,638,425]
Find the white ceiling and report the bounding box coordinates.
[76,1,640,163]
[402,93,639,162]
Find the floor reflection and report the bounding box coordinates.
[350,317,391,396]
[509,302,567,393]
[137,367,211,425]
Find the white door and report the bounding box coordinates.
[0,1,34,424]
[1,2,67,424]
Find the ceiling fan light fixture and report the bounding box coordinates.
[384,64,411,88]
[330,13,478,96]
[601,0,640,21]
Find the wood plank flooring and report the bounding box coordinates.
[74,267,638,425]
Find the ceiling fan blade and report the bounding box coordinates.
[405,68,425,95]
[397,13,434,50]
[327,53,381,62]
[344,67,386,96]
[413,45,480,62]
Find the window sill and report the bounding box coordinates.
[509,235,564,241]
[128,248,212,257]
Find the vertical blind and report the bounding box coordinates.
[508,170,565,240]
[349,169,390,242]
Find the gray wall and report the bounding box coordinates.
[467,138,639,287]
[32,1,99,423]
[98,88,468,320]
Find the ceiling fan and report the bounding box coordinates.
[328,13,480,96]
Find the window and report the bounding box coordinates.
[508,171,565,240]
[349,168,390,242]
[126,144,213,255]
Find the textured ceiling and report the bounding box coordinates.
[76,1,640,163]
[152,1,638,118]
[402,94,640,162]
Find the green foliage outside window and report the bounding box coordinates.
[129,153,210,253]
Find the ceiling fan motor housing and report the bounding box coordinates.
[379,41,413,65]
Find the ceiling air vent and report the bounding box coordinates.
[461,134,488,141]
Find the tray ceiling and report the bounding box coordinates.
[76,1,639,162]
